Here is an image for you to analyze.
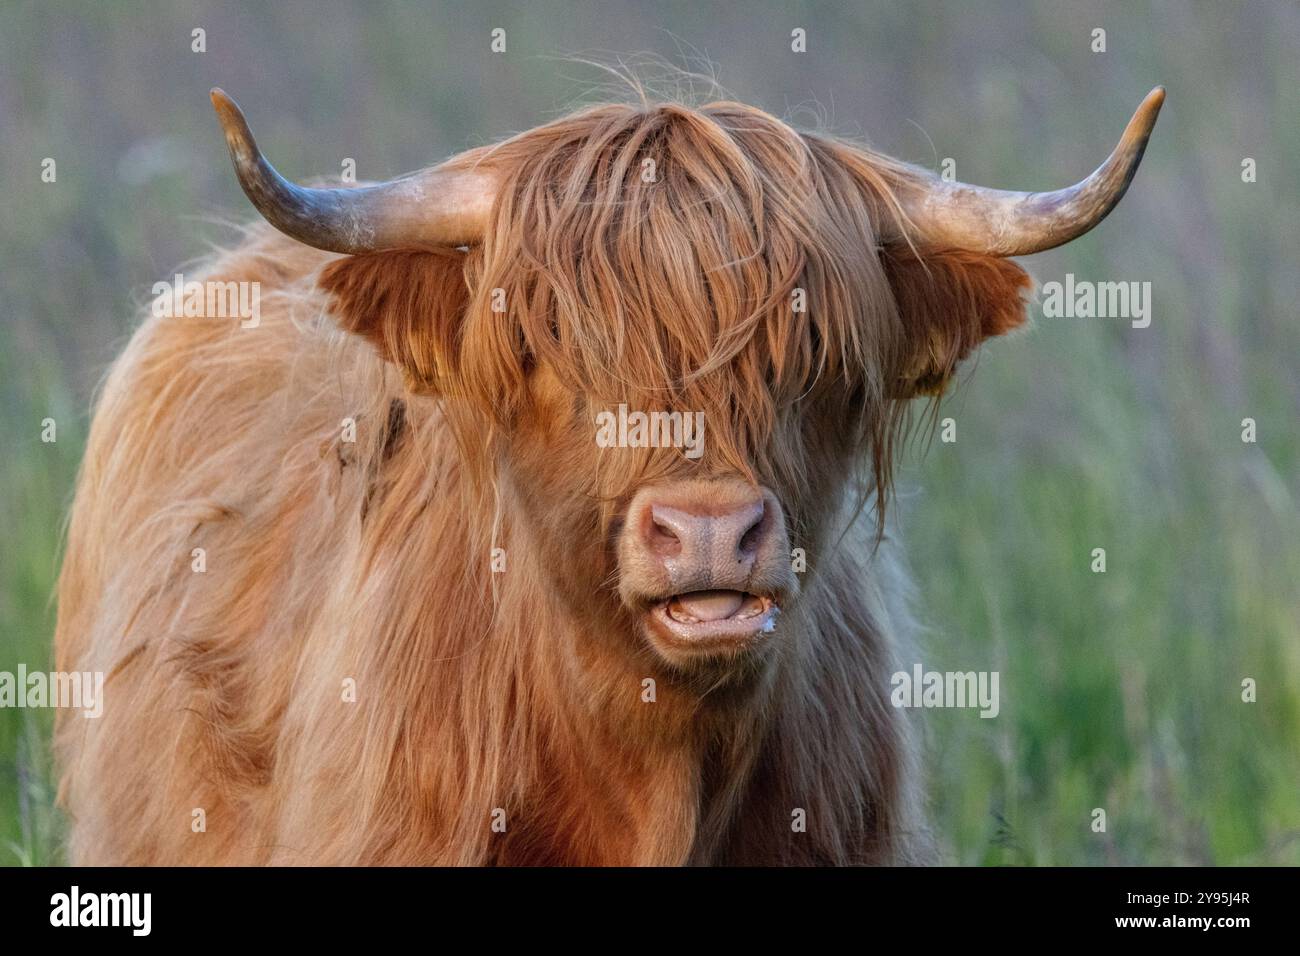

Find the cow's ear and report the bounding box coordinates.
[882,245,1031,398]
[318,248,469,396]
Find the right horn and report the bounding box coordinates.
[210,88,497,254]
[895,87,1165,256]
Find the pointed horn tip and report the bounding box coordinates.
[209,88,234,116]
[209,88,247,132]
[1135,86,1166,127]
[209,88,256,158]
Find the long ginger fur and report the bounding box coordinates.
[54,93,1028,865]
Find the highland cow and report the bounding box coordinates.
[54,83,1162,864]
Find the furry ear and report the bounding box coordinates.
[882,246,1031,398]
[318,248,469,395]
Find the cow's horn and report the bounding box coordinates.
[896,87,1164,256]
[210,88,495,253]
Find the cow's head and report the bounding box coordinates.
[211,87,1161,674]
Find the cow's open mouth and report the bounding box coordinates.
[647,589,779,648]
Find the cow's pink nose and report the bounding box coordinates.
[617,480,795,651]
[644,499,768,568]
[620,480,789,599]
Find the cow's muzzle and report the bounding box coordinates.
[617,479,795,661]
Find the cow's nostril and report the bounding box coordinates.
[641,498,768,567]
[738,509,766,561]
[648,516,682,557]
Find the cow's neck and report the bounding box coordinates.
[490,541,779,865]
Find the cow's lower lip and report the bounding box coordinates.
[647,590,779,649]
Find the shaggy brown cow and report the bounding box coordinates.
[54,83,1162,865]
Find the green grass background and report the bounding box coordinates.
[1,0,1296,865]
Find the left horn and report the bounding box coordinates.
[210,88,496,253]
[895,87,1165,256]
